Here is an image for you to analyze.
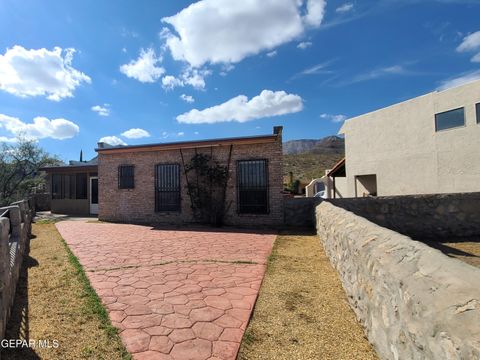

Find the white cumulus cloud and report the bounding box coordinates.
[161,69,210,90]
[303,0,326,27]
[91,104,110,116]
[98,136,127,146]
[162,75,183,90]
[180,94,195,103]
[177,89,303,124]
[121,128,150,139]
[438,70,480,91]
[0,45,91,101]
[297,41,312,50]
[320,113,347,123]
[336,3,354,13]
[120,48,165,83]
[161,0,326,68]
[456,31,480,63]
[0,114,79,140]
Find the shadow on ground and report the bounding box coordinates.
[2,235,40,360]
[419,236,480,268]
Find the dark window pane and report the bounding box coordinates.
[76,173,87,199]
[64,175,70,199]
[435,108,465,131]
[69,175,76,199]
[118,165,135,189]
[52,174,63,199]
[237,160,269,214]
[63,174,76,199]
[155,164,181,212]
[476,103,480,124]
[91,178,98,204]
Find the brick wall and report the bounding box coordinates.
[98,138,284,227]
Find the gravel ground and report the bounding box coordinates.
[238,231,377,360]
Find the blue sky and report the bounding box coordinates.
[0,0,479,162]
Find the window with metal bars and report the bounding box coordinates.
[118,165,135,189]
[237,159,269,214]
[155,164,181,212]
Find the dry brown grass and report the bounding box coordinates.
[238,232,378,360]
[2,223,130,360]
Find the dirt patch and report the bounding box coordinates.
[2,223,130,360]
[238,231,377,360]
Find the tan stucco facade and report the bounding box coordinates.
[340,80,480,197]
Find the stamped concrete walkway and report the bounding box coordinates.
[56,221,275,360]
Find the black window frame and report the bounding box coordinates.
[236,159,269,215]
[476,103,480,124]
[118,165,135,189]
[434,107,465,132]
[155,163,181,212]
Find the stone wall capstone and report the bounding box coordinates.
[316,201,480,360]
[329,192,480,241]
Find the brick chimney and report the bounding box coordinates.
[273,126,283,141]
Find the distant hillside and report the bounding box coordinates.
[283,136,345,183]
[283,136,344,155]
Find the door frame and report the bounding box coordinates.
[89,176,99,215]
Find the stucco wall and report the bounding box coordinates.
[341,80,480,197]
[329,192,480,241]
[98,140,284,226]
[316,201,480,359]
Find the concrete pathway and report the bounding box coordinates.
[56,221,276,360]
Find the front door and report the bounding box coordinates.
[90,177,99,215]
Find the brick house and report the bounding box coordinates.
[44,127,284,227]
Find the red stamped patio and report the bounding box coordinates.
[56,221,276,360]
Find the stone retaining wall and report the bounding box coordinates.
[0,199,34,344]
[330,192,480,240]
[316,201,480,359]
[284,197,322,228]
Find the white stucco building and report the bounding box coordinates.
[331,79,480,198]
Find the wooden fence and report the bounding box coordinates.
[0,198,34,342]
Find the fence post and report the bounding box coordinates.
[0,217,11,341]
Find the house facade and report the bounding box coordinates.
[337,79,480,197]
[46,126,283,226]
[41,158,98,215]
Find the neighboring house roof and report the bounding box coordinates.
[327,158,346,177]
[40,156,98,173]
[96,133,280,154]
[68,156,98,166]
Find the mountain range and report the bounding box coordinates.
[283,136,345,183]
